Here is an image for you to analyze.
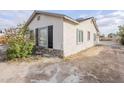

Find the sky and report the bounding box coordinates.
[0,10,124,35]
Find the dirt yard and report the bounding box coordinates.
[0,41,124,83]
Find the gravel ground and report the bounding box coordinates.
[0,42,124,83]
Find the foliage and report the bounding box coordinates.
[5,24,34,60]
[117,25,124,45]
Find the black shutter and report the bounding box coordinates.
[35,28,39,46]
[48,25,53,48]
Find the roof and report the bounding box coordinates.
[76,17,94,22]
[25,11,99,32]
[25,10,78,26]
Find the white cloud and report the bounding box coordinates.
[96,10,124,35]
[0,10,33,30]
[1,10,124,35]
[79,10,124,35]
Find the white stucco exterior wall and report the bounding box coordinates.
[28,14,63,50]
[28,14,99,57]
[63,19,98,57]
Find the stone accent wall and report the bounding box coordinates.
[34,46,63,58]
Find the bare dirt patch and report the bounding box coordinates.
[0,43,124,83]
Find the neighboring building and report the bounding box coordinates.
[108,33,117,41]
[108,33,115,38]
[0,30,2,33]
[0,30,6,44]
[0,30,4,36]
[99,34,106,41]
[26,11,99,57]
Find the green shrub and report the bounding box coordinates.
[120,38,124,45]
[117,25,124,45]
[6,24,34,60]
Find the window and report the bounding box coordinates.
[87,31,90,41]
[39,27,48,47]
[94,33,96,41]
[30,30,34,40]
[76,29,83,44]
[36,25,53,48]
[37,16,40,21]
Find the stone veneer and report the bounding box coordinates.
[34,46,63,58]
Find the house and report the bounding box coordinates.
[26,11,99,57]
[108,33,117,41]
[0,30,5,37]
[0,30,4,36]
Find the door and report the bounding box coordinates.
[38,27,48,48]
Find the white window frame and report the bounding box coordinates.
[38,27,48,48]
[76,29,83,44]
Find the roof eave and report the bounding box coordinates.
[64,16,79,24]
[25,11,36,26]
[76,17,94,22]
[92,19,100,32]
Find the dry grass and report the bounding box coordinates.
[7,55,43,64]
[7,55,62,65]
[64,46,104,62]
[0,36,7,44]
